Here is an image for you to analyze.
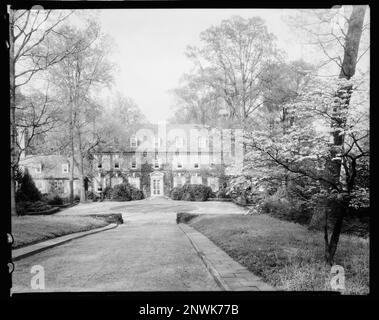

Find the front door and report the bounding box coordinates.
[152,179,162,196]
[150,172,164,197]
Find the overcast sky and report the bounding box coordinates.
[96,8,368,123]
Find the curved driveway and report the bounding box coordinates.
[12,198,245,292]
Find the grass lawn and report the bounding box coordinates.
[188,214,369,295]
[12,215,109,249]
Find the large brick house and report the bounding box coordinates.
[19,124,243,198]
[92,124,243,197]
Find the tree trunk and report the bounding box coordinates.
[339,5,367,80]
[9,11,17,216]
[69,153,74,203]
[325,201,348,265]
[69,108,75,203]
[77,129,87,203]
[323,5,367,263]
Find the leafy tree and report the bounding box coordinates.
[170,74,225,126]
[183,16,278,127]
[245,73,369,264]
[99,92,147,151]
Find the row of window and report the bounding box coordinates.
[97,158,210,170]
[35,163,69,174]
[129,136,208,149]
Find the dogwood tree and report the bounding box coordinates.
[244,73,369,264]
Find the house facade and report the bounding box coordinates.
[19,124,243,199]
[19,154,82,197]
[92,124,243,197]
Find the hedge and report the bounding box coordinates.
[111,183,144,201]
[170,184,214,201]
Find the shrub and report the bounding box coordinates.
[16,201,27,216]
[46,194,64,206]
[86,191,98,201]
[191,184,213,201]
[170,184,213,201]
[131,187,144,200]
[216,188,230,199]
[170,186,183,200]
[26,201,53,212]
[260,190,312,225]
[111,183,144,201]
[103,186,113,200]
[176,212,199,224]
[16,169,42,202]
[17,201,53,215]
[88,213,124,225]
[227,175,263,205]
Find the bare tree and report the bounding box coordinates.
[48,21,114,203]
[9,9,73,215]
[15,85,62,160]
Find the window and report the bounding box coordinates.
[130,136,137,147]
[97,156,102,169]
[62,163,69,174]
[35,163,42,173]
[131,159,137,169]
[154,159,160,169]
[114,155,120,169]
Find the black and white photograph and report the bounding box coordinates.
[3,1,371,301]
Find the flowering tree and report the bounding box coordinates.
[244,73,369,263]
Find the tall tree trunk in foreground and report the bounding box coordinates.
[324,5,367,264]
